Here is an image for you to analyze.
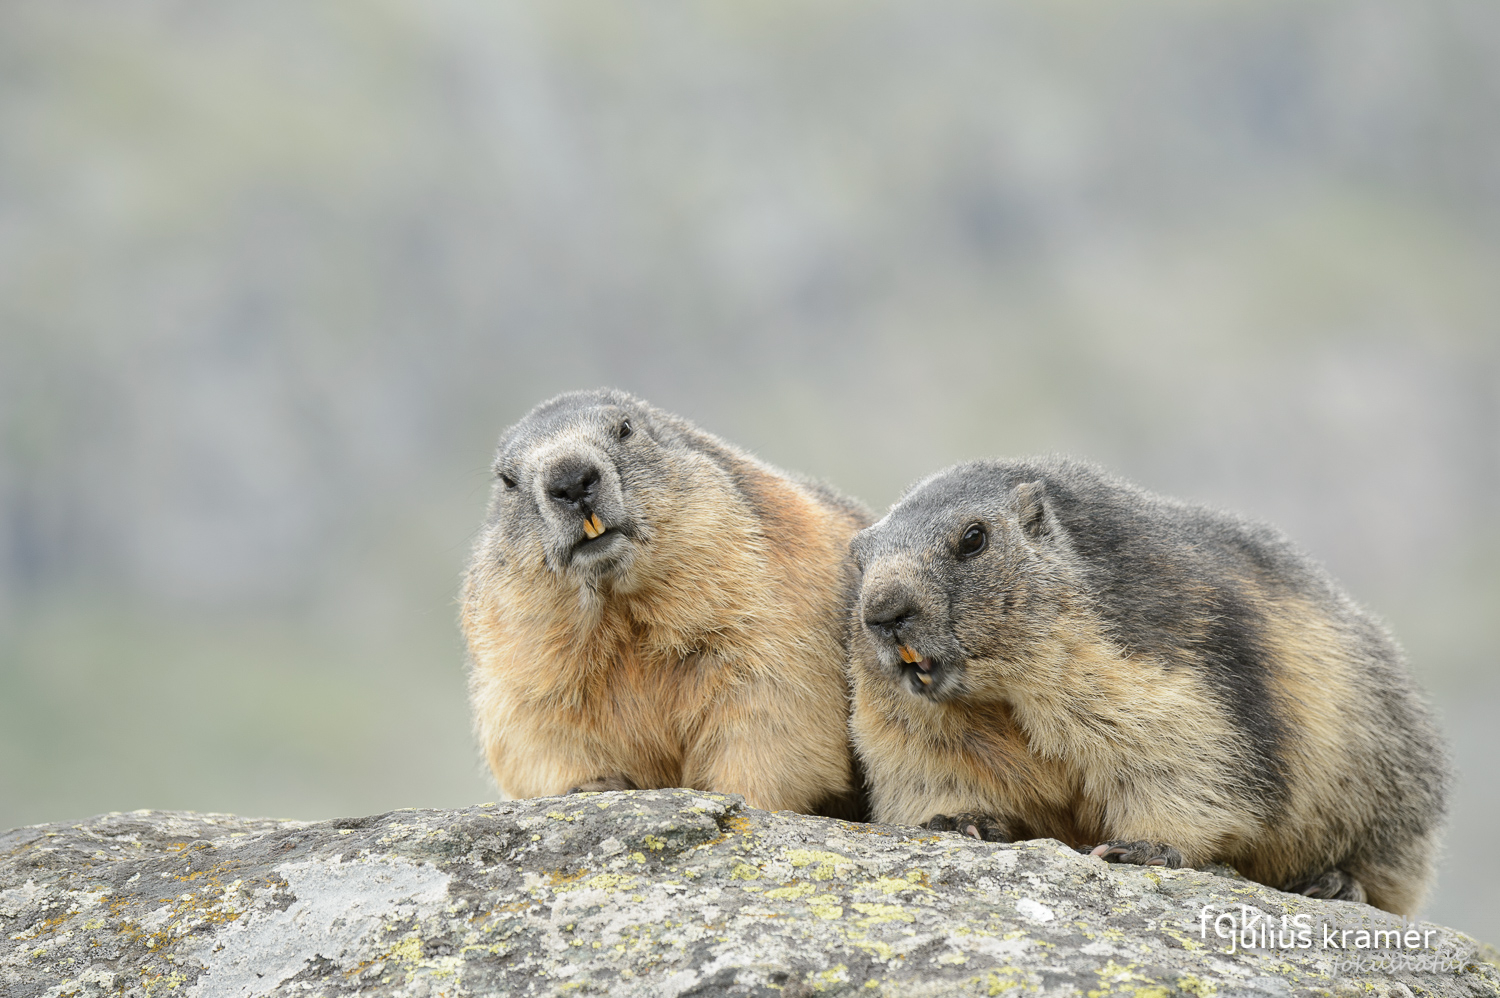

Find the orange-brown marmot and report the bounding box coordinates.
[463,389,871,818]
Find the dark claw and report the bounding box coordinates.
[1090,840,1183,868]
[1289,869,1366,903]
[567,775,639,794]
[923,812,1010,842]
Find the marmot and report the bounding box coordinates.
[848,456,1450,916]
[462,389,872,818]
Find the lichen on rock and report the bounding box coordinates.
[2,790,1495,997]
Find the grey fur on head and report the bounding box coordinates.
[484,389,692,586]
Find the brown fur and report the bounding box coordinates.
[850,456,1449,915]
[462,390,871,816]
[853,608,1256,854]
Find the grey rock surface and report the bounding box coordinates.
[2,789,1495,997]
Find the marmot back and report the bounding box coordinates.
[463,389,871,818]
[849,455,1450,915]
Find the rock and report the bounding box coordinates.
[2,789,1494,997]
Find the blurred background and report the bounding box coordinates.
[2,0,1496,940]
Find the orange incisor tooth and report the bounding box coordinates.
[898,645,921,664]
[583,514,604,539]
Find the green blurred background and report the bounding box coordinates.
[2,0,1497,940]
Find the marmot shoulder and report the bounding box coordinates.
[849,455,1450,916]
[462,388,872,819]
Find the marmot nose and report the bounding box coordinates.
[864,595,918,640]
[545,458,601,509]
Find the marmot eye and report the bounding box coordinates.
[618,419,633,440]
[499,472,517,489]
[957,522,987,558]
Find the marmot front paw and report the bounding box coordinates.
[568,775,639,794]
[1290,869,1366,903]
[923,812,1010,842]
[1090,840,1183,868]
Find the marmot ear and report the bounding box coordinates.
[1014,480,1051,540]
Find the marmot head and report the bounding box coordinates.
[851,461,1078,703]
[481,388,694,589]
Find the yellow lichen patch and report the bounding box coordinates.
[786,849,855,881]
[813,964,850,990]
[109,865,253,962]
[937,951,969,966]
[138,968,187,997]
[10,908,82,942]
[984,967,1038,995]
[459,941,512,959]
[544,868,591,890]
[386,932,425,966]
[1128,978,1170,996]
[473,898,533,924]
[1102,961,1144,979]
[570,873,640,894]
[874,870,934,896]
[345,930,433,983]
[640,835,667,851]
[1161,928,1205,953]
[807,894,844,920]
[705,812,754,844]
[417,954,463,982]
[1175,975,1217,998]
[764,881,816,901]
[845,933,897,961]
[723,805,752,820]
[850,903,914,928]
[1087,961,1164,998]
[730,864,761,881]
[545,811,574,821]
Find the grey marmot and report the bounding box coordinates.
[848,455,1450,916]
[462,388,871,819]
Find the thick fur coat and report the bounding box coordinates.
[463,389,871,818]
[849,456,1450,915]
